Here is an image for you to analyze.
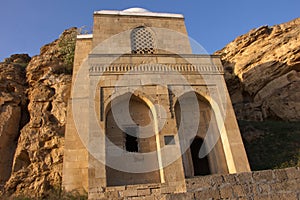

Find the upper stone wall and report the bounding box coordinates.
[91,9,191,54]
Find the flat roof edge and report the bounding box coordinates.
[77,34,93,39]
[94,10,184,18]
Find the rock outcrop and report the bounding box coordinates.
[215,18,300,121]
[0,28,76,198]
[0,54,29,186]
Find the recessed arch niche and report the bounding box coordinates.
[175,92,228,178]
[105,93,160,186]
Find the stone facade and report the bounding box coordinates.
[62,8,251,199]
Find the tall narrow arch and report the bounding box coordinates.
[131,26,155,54]
[105,93,161,186]
[175,92,228,178]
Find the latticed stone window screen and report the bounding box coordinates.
[131,26,155,54]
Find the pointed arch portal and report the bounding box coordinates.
[105,93,161,186]
[175,92,228,178]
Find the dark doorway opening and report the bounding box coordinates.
[125,133,138,152]
[190,137,210,176]
[124,127,139,152]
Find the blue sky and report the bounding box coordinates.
[0,0,299,61]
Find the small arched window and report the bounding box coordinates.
[131,26,155,54]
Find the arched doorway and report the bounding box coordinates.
[105,93,160,186]
[190,137,210,176]
[175,92,228,178]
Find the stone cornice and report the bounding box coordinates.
[89,63,223,75]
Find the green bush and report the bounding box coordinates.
[58,29,77,74]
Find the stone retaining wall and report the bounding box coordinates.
[184,167,300,200]
[89,167,300,199]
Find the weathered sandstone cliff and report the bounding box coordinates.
[215,18,300,121]
[0,54,30,186]
[0,28,76,198]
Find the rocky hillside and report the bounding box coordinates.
[0,28,76,198]
[215,18,300,121]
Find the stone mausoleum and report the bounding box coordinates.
[62,8,250,199]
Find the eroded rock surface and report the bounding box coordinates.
[1,28,76,197]
[216,18,300,121]
[0,54,29,186]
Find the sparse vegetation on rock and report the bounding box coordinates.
[58,28,77,74]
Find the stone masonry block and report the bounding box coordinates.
[253,183,271,195]
[232,185,245,197]
[129,196,155,200]
[222,173,237,183]
[286,180,300,191]
[270,181,296,193]
[285,167,300,179]
[122,189,138,197]
[219,185,234,199]
[137,188,151,196]
[165,192,194,200]
[253,170,274,183]
[236,172,253,184]
[267,193,298,200]
[210,174,224,188]
[150,188,161,195]
[194,188,220,200]
[105,186,126,192]
[104,191,119,199]
[88,192,105,200]
[160,186,175,194]
[273,168,288,181]
[239,183,254,196]
[185,176,212,192]
[253,194,270,200]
